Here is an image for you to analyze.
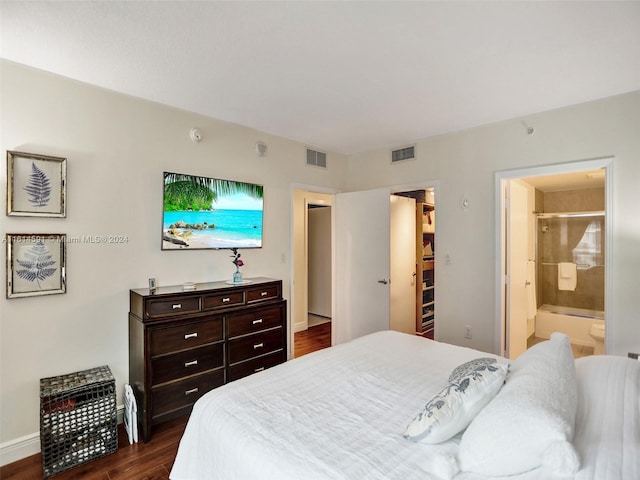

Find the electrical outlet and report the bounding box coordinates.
[464,325,472,339]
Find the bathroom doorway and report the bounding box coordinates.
[497,158,613,359]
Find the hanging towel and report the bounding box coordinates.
[558,262,577,291]
[526,260,537,320]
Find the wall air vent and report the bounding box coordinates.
[306,149,327,168]
[391,145,415,163]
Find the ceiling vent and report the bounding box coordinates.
[306,149,327,168]
[391,145,415,163]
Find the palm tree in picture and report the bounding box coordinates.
[163,172,263,212]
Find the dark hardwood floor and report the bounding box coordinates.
[0,416,187,480]
[2,323,332,479]
[294,321,331,358]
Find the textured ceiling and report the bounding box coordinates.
[1,1,639,155]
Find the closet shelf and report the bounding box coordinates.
[415,200,436,340]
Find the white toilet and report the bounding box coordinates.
[589,323,605,355]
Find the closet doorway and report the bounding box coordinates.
[394,186,437,339]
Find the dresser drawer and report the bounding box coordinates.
[228,328,284,364]
[152,343,224,386]
[246,285,279,303]
[150,318,223,356]
[227,351,285,382]
[151,370,224,419]
[202,291,245,310]
[227,306,283,338]
[145,296,200,318]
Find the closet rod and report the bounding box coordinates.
[534,210,604,219]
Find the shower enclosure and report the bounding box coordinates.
[535,211,605,345]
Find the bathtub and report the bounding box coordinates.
[535,304,605,347]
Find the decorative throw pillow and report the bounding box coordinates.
[458,333,580,477]
[403,358,508,444]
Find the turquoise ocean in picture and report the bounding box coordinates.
[162,172,264,249]
[163,209,263,248]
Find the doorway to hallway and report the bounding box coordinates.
[292,189,334,358]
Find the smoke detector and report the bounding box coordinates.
[190,128,203,143]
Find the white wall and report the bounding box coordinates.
[308,207,332,318]
[345,91,640,358]
[0,61,347,462]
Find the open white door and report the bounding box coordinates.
[335,188,391,344]
[390,195,417,334]
[507,180,529,359]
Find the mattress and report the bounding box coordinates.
[170,330,640,480]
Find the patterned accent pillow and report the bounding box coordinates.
[403,358,509,444]
[449,357,498,383]
[458,333,580,476]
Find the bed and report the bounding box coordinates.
[170,330,640,480]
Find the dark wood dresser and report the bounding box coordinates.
[128,277,287,441]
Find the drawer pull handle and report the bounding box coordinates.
[261,291,268,297]
[184,360,198,367]
[254,367,265,373]
[222,297,230,303]
[184,332,198,339]
[253,342,264,349]
[185,388,199,395]
[252,318,263,325]
[172,303,182,309]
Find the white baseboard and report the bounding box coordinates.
[293,321,308,333]
[0,432,40,467]
[0,405,125,467]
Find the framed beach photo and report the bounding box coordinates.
[162,171,264,250]
[7,151,67,217]
[6,234,67,298]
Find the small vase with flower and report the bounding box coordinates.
[230,248,244,283]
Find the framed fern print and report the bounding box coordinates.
[7,151,66,217]
[6,234,66,298]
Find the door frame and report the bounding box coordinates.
[390,180,440,336]
[290,184,337,359]
[494,157,614,356]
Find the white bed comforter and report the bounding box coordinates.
[170,331,640,480]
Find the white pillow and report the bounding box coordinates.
[403,358,508,444]
[458,332,580,476]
